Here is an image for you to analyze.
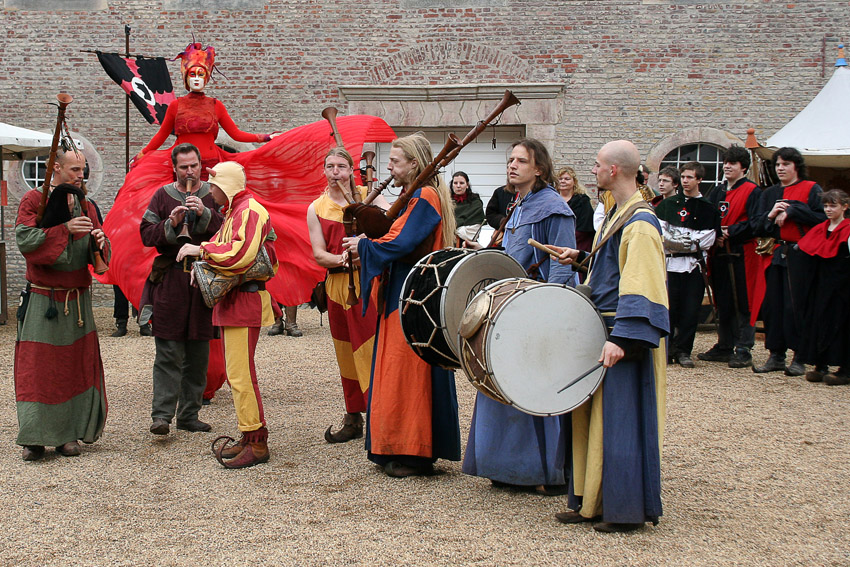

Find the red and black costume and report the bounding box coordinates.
[753,180,826,355]
[705,178,762,355]
[795,218,850,371]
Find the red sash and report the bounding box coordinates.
[722,180,757,226]
[779,180,816,242]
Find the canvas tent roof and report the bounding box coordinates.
[0,122,52,160]
[755,46,850,169]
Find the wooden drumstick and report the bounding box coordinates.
[527,238,561,258]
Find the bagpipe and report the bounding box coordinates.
[36,93,109,275]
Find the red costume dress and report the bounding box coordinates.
[139,93,271,171]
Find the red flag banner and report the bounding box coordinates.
[96,51,176,124]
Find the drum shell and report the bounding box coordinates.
[399,248,525,369]
[459,278,608,416]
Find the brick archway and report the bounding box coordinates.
[368,42,534,83]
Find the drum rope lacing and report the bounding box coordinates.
[400,256,461,365]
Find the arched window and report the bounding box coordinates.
[660,143,724,195]
[21,152,90,190]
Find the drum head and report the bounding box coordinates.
[485,283,607,416]
[441,249,525,358]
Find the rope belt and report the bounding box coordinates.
[30,284,85,327]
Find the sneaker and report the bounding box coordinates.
[677,353,695,368]
[728,349,753,368]
[697,346,732,362]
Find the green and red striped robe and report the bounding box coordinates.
[14,190,108,447]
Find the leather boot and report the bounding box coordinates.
[324,412,364,443]
[111,318,128,337]
[283,306,303,337]
[267,317,284,336]
[218,427,270,469]
[139,322,153,336]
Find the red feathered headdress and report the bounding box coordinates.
[177,42,216,90]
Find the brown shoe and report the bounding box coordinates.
[176,419,212,433]
[536,484,570,496]
[805,370,824,383]
[213,434,248,459]
[150,418,170,435]
[824,372,850,386]
[555,510,600,524]
[284,323,303,337]
[216,427,270,469]
[22,445,45,461]
[324,412,364,443]
[55,441,81,457]
[267,318,285,336]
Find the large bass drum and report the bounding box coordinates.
[399,248,526,369]
[458,278,607,416]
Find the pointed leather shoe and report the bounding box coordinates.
[324,412,364,443]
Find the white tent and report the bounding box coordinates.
[0,122,53,242]
[0,122,53,160]
[755,46,850,168]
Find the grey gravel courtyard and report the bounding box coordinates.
[0,305,847,566]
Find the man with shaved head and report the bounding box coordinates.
[551,140,669,533]
[14,148,109,461]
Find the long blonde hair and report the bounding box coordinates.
[391,133,456,248]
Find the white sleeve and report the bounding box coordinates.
[593,202,606,231]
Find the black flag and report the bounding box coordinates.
[97,51,176,125]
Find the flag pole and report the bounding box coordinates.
[124,24,131,174]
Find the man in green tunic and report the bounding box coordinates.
[14,149,109,461]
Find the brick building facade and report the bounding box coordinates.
[0,0,847,307]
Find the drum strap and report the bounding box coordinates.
[577,200,654,272]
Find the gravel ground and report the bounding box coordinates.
[0,306,848,566]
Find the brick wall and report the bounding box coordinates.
[1,0,847,300]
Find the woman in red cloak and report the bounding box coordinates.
[101,41,396,401]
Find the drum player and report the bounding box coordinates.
[462,138,578,495]
[552,140,669,533]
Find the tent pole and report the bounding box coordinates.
[1,144,5,242]
[124,24,131,174]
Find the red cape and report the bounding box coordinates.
[97,115,396,307]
